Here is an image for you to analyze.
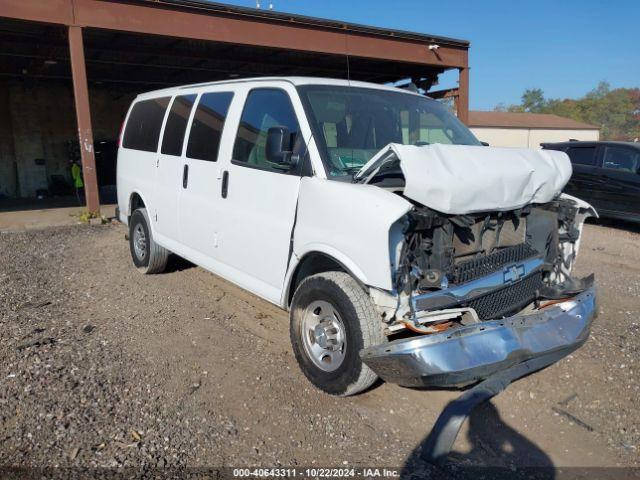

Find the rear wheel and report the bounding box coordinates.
[289,271,385,396]
[129,208,168,274]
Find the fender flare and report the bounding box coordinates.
[281,244,370,307]
[128,190,156,235]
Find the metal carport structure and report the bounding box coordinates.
[0,0,470,213]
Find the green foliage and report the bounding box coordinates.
[497,82,640,141]
[520,88,546,113]
[73,210,108,224]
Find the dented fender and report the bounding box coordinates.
[287,177,411,298]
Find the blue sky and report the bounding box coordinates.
[214,0,640,110]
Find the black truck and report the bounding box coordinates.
[542,140,640,223]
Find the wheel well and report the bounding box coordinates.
[287,252,350,306]
[129,193,145,217]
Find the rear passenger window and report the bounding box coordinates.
[161,95,197,156]
[232,89,302,172]
[123,97,170,152]
[186,92,234,162]
[565,146,597,166]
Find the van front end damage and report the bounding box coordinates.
[362,193,598,389]
[362,285,595,387]
[359,185,597,463]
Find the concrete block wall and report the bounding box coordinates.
[8,82,50,197]
[0,85,16,198]
[470,126,601,149]
[0,80,134,198]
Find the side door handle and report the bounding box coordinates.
[182,164,189,189]
[221,170,229,198]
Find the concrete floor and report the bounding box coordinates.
[0,204,116,232]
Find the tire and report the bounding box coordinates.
[289,271,386,396]
[129,208,169,274]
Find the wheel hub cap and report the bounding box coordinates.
[133,224,147,261]
[301,300,346,372]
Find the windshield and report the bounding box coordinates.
[297,85,481,178]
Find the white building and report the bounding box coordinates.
[469,111,600,148]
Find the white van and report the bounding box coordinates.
[117,77,597,396]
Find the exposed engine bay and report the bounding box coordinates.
[386,196,595,334]
[354,144,596,337]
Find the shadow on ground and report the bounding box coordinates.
[165,254,196,273]
[400,402,555,479]
[587,217,640,234]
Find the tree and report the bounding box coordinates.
[520,88,546,113]
[501,82,640,141]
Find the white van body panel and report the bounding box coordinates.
[289,177,412,295]
[201,81,316,304]
[178,87,232,259]
[116,103,151,226]
[153,97,183,241]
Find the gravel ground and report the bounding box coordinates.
[0,221,638,477]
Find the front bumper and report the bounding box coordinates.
[360,286,596,388]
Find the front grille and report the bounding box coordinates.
[465,271,544,320]
[453,243,539,284]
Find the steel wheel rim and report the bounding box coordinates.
[301,300,347,372]
[133,223,147,261]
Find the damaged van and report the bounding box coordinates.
[117,77,597,397]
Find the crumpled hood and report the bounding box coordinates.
[355,143,572,214]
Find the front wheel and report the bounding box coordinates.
[289,271,386,396]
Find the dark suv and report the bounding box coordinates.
[542,141,640,223]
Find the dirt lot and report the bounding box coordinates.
[0,220,638,477]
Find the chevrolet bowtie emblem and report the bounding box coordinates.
[503,264,526,283]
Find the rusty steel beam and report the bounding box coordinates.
[0,0,468,69]
[457,66,470,125]
[68,25,100,214]
[0,0,74,25]
[75,0,467,67]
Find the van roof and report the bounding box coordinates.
[135,76,418,100]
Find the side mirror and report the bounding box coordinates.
[266,126,298,169]
[481,141,490,147]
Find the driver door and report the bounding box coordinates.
[214,85,308,304]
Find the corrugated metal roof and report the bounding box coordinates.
[469,111,599,130]
[141,0,470,47]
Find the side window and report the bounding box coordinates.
[186,92,234,162]
[161,95,197,156]
[123,97,170,152]
[565,146,597,166]
[232,89,302,172]
[602,146,639,173]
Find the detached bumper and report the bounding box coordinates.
[360,287,596,388]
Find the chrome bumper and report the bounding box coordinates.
[360,286,596,388]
